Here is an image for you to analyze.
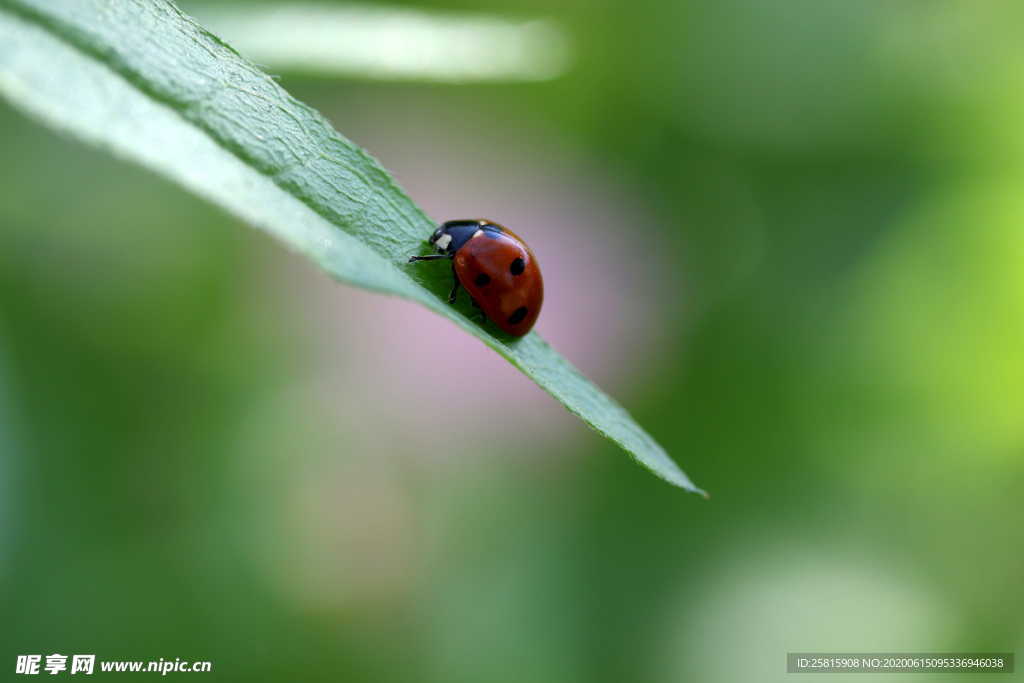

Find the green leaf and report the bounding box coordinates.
[0,0,703,494]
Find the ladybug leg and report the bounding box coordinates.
[447,264,461,304]
[407,254,448,263]
[470,297,486,323]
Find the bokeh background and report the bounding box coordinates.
[2,0,1023,680]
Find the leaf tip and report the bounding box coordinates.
[658,466,707,497]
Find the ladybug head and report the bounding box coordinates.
[428,226,450,253]
[429,219,488,255]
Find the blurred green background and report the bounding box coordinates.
[2,0,1022,680]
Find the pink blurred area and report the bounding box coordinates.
[261,99,683,460]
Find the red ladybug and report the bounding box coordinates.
[408,219,543,336]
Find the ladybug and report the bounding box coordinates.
[408,219,543,336]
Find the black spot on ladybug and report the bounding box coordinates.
[474,273,491,287]
[508,307,528,325]
[510,257,525,275]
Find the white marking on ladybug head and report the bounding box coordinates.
[435,233,453,252]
